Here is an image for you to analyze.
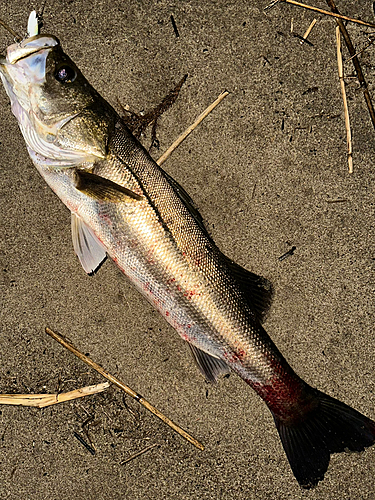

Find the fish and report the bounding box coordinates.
[0,18,374,489]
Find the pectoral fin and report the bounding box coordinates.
[188,343,230,383]
[71,213,107,274]
[75,169,142,203]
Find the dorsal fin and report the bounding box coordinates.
[162,170,272,320]
[221,254,273,322]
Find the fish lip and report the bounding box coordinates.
[0,54,7,73]
[5,34,59,65]
[0,58,10,82]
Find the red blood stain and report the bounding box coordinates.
[237,348,246,360]
[183,288,201,300]
[223,351,238,363]
[143,282,151,293]
[250,373,309,422]
[99,212,112,225]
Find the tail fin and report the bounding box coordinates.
[273,387,375,488]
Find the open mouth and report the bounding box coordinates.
[0,35,59,91]
[4,35,59,65]
[0,34,61,100]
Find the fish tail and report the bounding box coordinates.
[272,387,375,488]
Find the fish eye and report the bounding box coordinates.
[54,64,76,83]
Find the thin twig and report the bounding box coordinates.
[325,0,375,132]
[278,246,297,261]
[300,18,318,44]
[346,38,375,63]
[251,183,257,199]
[157,91,229,166]
[73,431,96,455]
[45,327,204,451]
[120,443,158,465]
[326,198,347,203]
[264,0,281,10]
[0,382,110,408]
[170,15,180,38]
[266,0,375,28]
[336,26,353,173]
[0,18,22,41]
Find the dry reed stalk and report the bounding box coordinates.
[336,26,353,173]
[157,91,229,166]
[0,382,110,408]
[45,327,204,451]
[267,0,375,133]
[325,0,375,132]
[300,18,318,44]
[266,0,375,28]
[120,443,158,465]
[0,18,22,41]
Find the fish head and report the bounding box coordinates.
[0,35,115,166]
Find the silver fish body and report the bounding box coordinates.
[1,32,375,489]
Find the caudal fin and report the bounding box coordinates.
[273,387,375,488]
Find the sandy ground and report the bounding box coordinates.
[1,1,375,499]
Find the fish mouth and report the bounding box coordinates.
[0,34,60,104]
[0,35,59,86]
[4,35,59,65]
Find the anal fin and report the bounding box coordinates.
[188,343,230,383]
[71,213,107,274]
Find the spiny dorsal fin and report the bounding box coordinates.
[221,254,273,322]
[71,213,107,274]
[188,343,230,383]
[75,169,142,203]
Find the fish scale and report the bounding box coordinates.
[1,26,375,489]
[90,122,266,364]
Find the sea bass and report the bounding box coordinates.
[1,26,375,489]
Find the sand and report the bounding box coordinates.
[1,1,375,499]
